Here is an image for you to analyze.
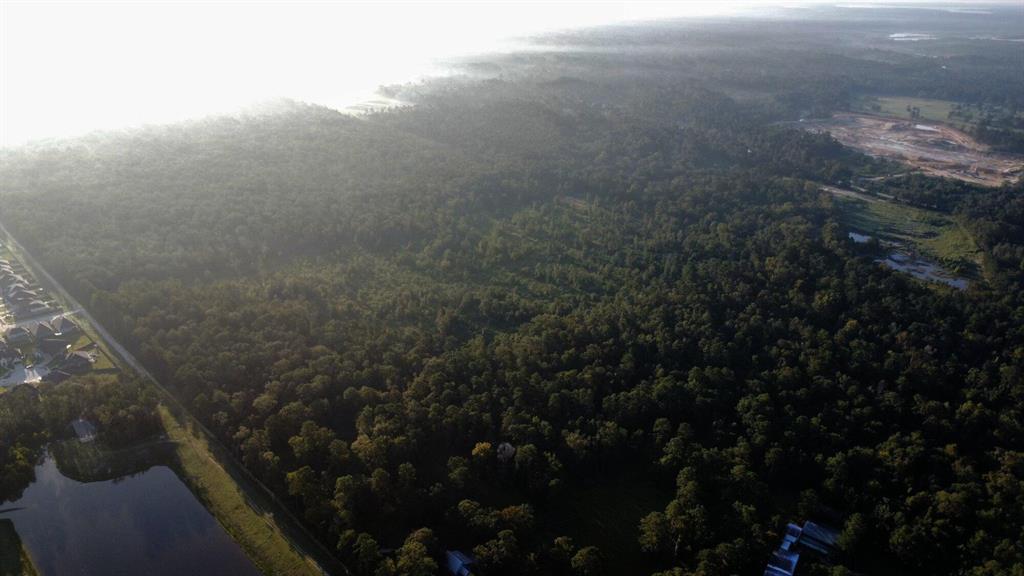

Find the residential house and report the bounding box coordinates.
[42,369,73,384]
[70,418,97,443]
[50,315,80,337]
[5,287,39,303]
[14,300,55,319]
[39,338,71,355]
[0,272,26,288]
[445,551,475,576]
[60,350,95,373]
[4,326,31,344]
[29,321,56,341]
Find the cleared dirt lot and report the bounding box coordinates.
[803,113,1023,187]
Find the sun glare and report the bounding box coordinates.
[1,1,753,147]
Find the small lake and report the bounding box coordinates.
[848,232,969,289]
[878,252,969,290]
[0,454,261,576]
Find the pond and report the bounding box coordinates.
[848,231,969,290]
[878,251,969,290]
[0,453,261,576]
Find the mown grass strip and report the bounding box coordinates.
[159,405,323,576]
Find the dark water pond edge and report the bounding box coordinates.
[0,439,263,576]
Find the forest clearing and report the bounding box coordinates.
[804,113,1022,186]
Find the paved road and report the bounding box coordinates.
[0,221,348,576]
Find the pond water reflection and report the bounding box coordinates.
[0,454,260,576]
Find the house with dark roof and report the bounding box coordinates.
[0,273,26,288]
[13,301,55,319]
[29,321,55,341]
[43,369,74,384]
[4,325,31,344]
[50,316,80,336]
[60,350,95,373]
[71,418,97,443]
[3,281,32,293]
[5,287,39,304]
[39,338,72,355]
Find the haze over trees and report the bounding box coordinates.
[1,6,1023,576]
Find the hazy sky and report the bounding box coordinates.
[0,1,774,147]
[0,1,1005,147]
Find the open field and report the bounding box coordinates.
[853,96,957,126]
[831,191,978,262]
[804,113,1022,186]
[0,520,38,576]
[158,406,327,576]
[854,96,1024,133]
[824,186,982,283]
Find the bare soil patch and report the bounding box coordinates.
[803,113,1023,187]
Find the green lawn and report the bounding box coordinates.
[90,349,116,371]
[158,405,326,576]
[0,520,38,576]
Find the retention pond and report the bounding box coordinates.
[0,451,261,576]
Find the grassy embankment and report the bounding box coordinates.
[47,419,326,576]
[0,520,38,576]
[158,405,325,576]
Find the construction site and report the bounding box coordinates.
[803,113,1023,187]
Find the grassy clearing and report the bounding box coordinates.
[0,520,38,576]
[158,405,324,576]
[854,96,1024,138]
[832,194,982,269]
[853,95,957,125]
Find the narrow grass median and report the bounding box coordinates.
[159,405,324,576]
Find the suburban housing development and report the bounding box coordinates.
[0,242,113,391]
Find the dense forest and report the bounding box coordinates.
[1,7,1023,576]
